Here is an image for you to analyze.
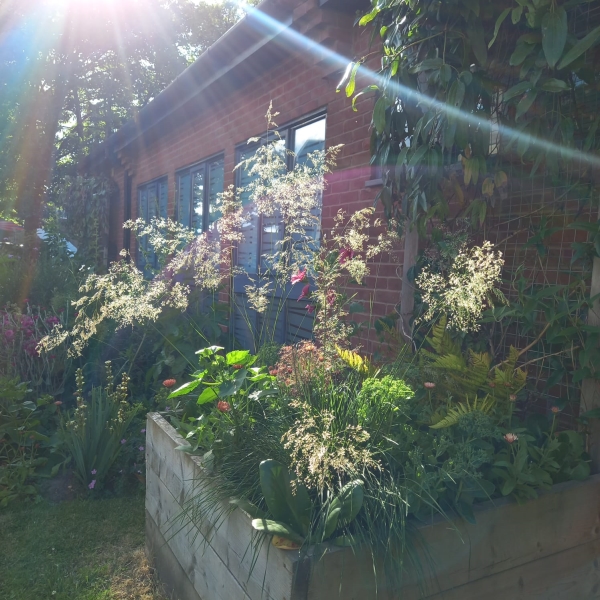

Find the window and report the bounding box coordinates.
[233,113,327,349]
[137,177,168,270]
[176,155,225,234]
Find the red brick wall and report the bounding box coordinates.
[109,0,402,352]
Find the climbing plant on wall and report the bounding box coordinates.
[345,0,600,411]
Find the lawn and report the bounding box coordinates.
[0,494,167,600]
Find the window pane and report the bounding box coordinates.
[192,169,205,235]
[158,180,168,219]
[208,158,224,231]
[294,118,326,165]
[177,173,191,228]
[137,188,148,269]
[147,184,158,268]
[238,145,258,206]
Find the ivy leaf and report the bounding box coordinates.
[541,8,567,68]
[489,7,511,48]
[557,24,600,69]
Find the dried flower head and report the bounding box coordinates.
[217,400,231,413]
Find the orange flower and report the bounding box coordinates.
[163,379,176,388]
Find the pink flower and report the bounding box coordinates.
[88,480,96,489]
[120,439,126,444]
[163,379,176,388]
[4,330,14,341]
[339,248,355,264]
[91,469,97,475]
[504,433,518,444]
[297,284,310,302]
[141,428,146,433]
[217,400,231,413]
[139,446,144,452]
[54,401,62,406]
[424,382,436,389]
[306,304,315,314]
[290,268,307,285]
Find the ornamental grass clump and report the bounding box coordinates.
[61,362,142,490]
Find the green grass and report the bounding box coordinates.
[0,495,166,600]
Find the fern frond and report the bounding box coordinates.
[430,396,495,429]
[336,347,374,375]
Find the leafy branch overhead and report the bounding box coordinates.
[345,0,600,230]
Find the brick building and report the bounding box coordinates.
[91,0,402,350]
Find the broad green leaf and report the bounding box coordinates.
[540,78,569,92]
[440,63,452,85]
[482,177,495,197]
[447,79,466,109]
[226,349,255,367]
[230,498,266,519]
[516,91,538,120]
[541,8,567,68]
[168,379,201,398]
[345,62,361,97]
[410,58,444,73]
[219,369,247,397]
[512,5,523,24]
[259,460,300,531]
[509,43,536,66]
[557,25,600,69]
[503,80,531,101]
[373,97,387,134]
[489,8,511,48]
[359,8,379,26]
[495,170,508,187]
[195,345,223,356]
[501,478,517,496]
[467,16,487,65]
[322,506,342,541]
[251,519,305,545]
[196,387,218,405]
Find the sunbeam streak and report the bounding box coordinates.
[234,0,600,172]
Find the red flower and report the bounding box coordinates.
[551,406,561,414]
[163,379,177,388]
[290,268,307,285]
[232,364,243,370]
[305,304,315,314]
[297,284,310,302]
[54,401,63,406]
[339,248,355,264]
[217,400,231,413]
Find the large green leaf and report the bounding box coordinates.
[259,459,299,532]
[251,519,305,545]
[467,15,487,65]
[219,369,247,397]
[196,387,218,405]
[335,480,364,526]
[373,97,387,134]
[489,7,511,49]
[557,24,600,69]
[230,498,266,519]
[541,8,567,68]
[168,379,201,398]
[226,350,256,367]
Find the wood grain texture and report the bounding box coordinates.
[146,413,600,600]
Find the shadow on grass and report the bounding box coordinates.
[0,494,168,600]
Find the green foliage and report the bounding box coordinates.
[354,0,600,229]
[0,378,63,508]
[60,365,141,490]
[430,395,495,429]
[246,460,364,547]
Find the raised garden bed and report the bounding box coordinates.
[145,412,600,600]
